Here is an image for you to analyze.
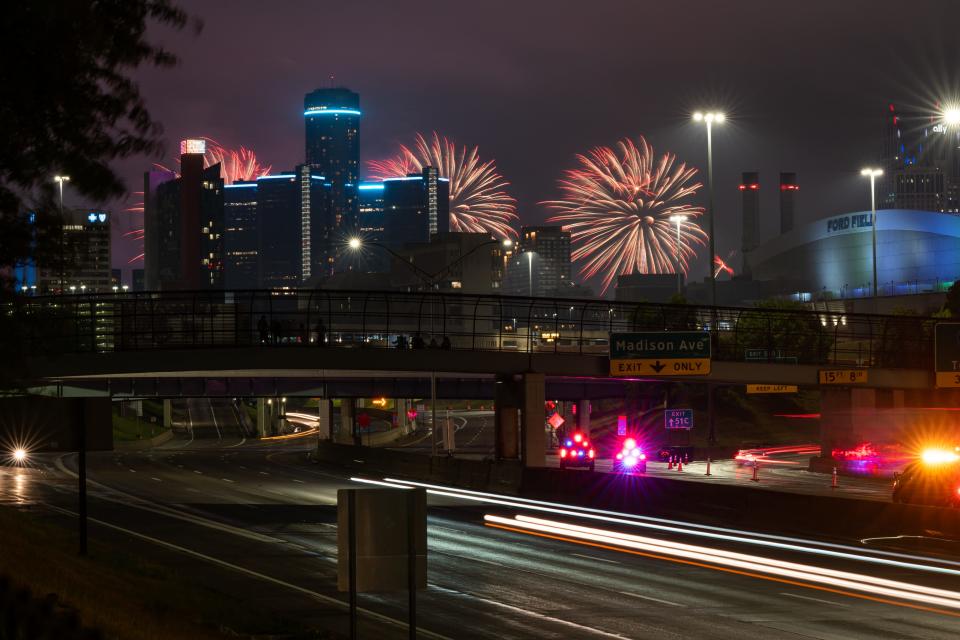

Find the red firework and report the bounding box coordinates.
[367,132,518,240]
[124,138,272,263]
[543,137,707,293]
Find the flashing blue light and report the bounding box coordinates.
[324,183,332,187]
[304,108,361,117]
[384,176,423,182]
[224,183,257,189]
[27,212,36,224]
[577,450,584,457]
[623,456,637,467]
[358,183,385,191]
[565,440,572,447]
[258,174,296,180]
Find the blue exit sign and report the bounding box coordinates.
[664,409,693,430]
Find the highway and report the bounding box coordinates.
[2,435,960,638]
[394,412,894,502]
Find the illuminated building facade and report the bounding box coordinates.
[383,168,450,248]
[304,87,360,263]
[145,140,224,290]
[223,181,259,289]
[35,209,112,294]
[504,226,571,298]
[881,103,960,212]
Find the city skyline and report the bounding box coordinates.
[101,0,960,283]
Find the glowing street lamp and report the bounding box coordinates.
[54,175,70,293]
[860,168,883,298]
[669,214,688,295]
[692,112,724,307]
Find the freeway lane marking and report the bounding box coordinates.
[221,478,235,483]
[572,553,620,565]
[151,477,162,482]
[193,470,203,474]
[780,592,849,607]
[40,503,451,640]
[617,591,684,607]
[485,522,960,619]
[429,583,631,639]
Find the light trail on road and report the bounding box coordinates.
[350,476,960,577]
[484,514,960,616]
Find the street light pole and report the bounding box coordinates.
[860,168,883,298]
[54,175,70,293]
[526,251,534,297]
[669,214,688,295]
[692,112,724,307]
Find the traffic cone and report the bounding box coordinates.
[667,456,674,470]
[705,458,712,476]
[677,459,683,472]
[751,464,760,482]
[831,466,839,489]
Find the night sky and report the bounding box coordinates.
[107,0,960,290]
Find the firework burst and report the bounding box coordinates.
[543,137,707,293]
[367,132,518,239]
[124,138,272,263]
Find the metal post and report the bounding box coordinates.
[430,372,437,457]
[706,120,716,308]
[407,490,417,640]
[348,490,357,640]
[527,252,533,297]
[870,173,878,299]
[78,421,87,556]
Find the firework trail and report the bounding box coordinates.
[124,138,272,263]
[543,137,707,293]
[714,250,737,278]
[367,132,518,240]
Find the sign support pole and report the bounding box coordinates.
[348,490,357,640]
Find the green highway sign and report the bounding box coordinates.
[610,332,711,377]
[935,323,960,387]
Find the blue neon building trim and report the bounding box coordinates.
[303,108,361,117]
[310,175,326,180]
[358,183,384,191]
[224,183,258,189]
[383,176,423,182]
[439,178,449,182]
[258,174,296,180]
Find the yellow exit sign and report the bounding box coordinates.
[818,369,868,385]
[746,384,798,394]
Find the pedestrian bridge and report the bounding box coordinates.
[13,288,936,392]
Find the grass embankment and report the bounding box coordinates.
[0,506,315,639]
[112,401,167,442]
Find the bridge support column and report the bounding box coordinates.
[576,399,590,436]
[256,398,274,438]
[338,399,357,445]
[395,399,409,434]
[316,399,331,441]
[495,373,547,466]
[521,373,546,468]
[162,399,172,429]
[495,375,520,460]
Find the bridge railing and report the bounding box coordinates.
[11,289,936,369]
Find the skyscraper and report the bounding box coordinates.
[35,209,112,294]
[223,181,259,289]
[383,168,450,248]
[304,87,360,257]
[779,172,798,234]
[881,103,960,212]
[144,139,224,290]
[504,226,571,297]
[740,171,760,276]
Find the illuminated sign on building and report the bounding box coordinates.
[826,213,872,233]
[86,212,108,224]
[180,138,207,155]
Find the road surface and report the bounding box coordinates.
[2,439,959,639]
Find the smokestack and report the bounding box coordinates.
[740,171,759,276]
[779,172,798,234]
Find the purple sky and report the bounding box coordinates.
[103,0,960,287]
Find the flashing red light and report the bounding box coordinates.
[624,438,637,450]
[780,184,799,191]
[616,452,623,460]
[588,449,595,459]
[889,103,896,112]
[639,453,646,460]
[573,432,583,443]
[560,448,567,458]
[739,183,759,191]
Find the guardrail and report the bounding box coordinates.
[10,289,936,369]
